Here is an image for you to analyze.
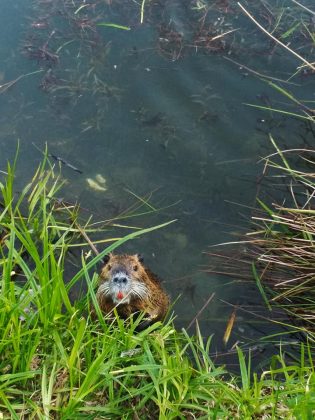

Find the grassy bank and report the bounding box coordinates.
[0,157,315,418]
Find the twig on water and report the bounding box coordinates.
[187,292,215,330]
[291,0,315,16]
[223,56,298,85]
[211,28,239,42]
[238,2,315,72]
[140,0,147,24]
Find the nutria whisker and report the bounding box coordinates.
[97,282,110,296]
[132,281,148,300]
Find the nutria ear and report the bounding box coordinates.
[136,253,144,263]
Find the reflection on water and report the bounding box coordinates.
[0,0,314,357]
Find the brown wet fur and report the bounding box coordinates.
[95,254,169,323]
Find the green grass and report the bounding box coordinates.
[1,156,315,418]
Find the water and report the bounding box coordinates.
[0,0,314,362]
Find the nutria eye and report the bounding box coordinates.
[103,254,110,264]
[133,265,138,271]
[107,264,112,271]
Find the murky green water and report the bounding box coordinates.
[1,0,314,360]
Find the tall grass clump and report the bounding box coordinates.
[250,141,315,335]
[1,155,315,417]
[207,139,315,342]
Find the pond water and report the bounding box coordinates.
[0,0,314,364]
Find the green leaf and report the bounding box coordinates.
[97,23,131,31]
[252,262,272,311]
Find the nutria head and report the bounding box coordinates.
[97,253,148,305]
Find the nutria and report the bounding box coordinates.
[95,253,169,328]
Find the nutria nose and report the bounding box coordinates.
[113,276,127,284]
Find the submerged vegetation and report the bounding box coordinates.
[0,155,315,419]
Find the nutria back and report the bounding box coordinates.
[95,253,169,325]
